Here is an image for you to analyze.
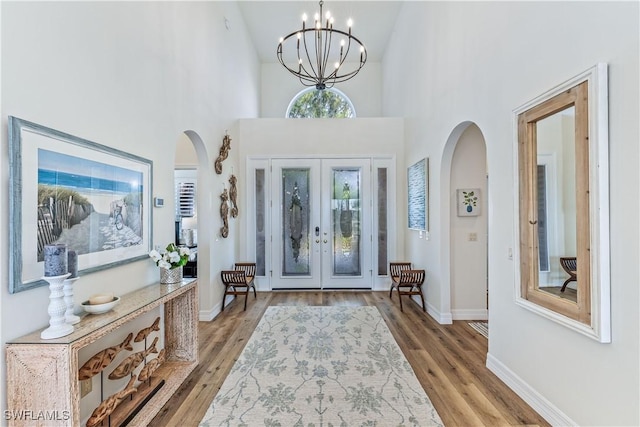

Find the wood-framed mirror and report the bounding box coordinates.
[513,64,611,343]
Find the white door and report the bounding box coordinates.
[271,158,372,289]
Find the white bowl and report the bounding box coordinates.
[81,296,120,314]
[89,293,114,305]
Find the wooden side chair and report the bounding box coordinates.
[234,262,256,289]
[389,262,412,299]
[560,257,577,292]
[220,262,257,311]
[395,269,426,312]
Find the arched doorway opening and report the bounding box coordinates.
[440,122,488,322]
[175,130,212,316]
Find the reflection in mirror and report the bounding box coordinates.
[536,106,577,303]
[514,63,610,342]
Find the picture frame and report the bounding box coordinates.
[407,158,428,231]
[457,188,481,216]
[8,116,153,293]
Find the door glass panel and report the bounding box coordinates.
[255,169,266,276]
[377,168,388,275]
[332,168,361,276]
[282,169,310,276]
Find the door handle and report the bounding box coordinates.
[323,239,327,243]
[316,239,320,243]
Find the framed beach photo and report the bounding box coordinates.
[407,158,428,231]
[8,116,153,293]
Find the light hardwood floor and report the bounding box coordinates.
[149,291,549,426]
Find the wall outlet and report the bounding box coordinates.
[80,378,92,398]
[468,232,478,241]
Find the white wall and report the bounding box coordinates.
[450,124,487,320]
[383,1,639,425]
[261,62,382,118]
[237,118,405,288]
[176,133,199,168]
[0,0,259,413]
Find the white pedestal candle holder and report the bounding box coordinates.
[63,277,80,325]
[41,273,74,339]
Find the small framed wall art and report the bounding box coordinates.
[457,188,481,216]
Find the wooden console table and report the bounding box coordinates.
[6,279,198,427]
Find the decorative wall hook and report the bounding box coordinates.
[220,188,229,238]
[214,132,231,175]
[229,175,238,218]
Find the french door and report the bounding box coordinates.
[270,158,372,289]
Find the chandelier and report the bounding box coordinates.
[277,0,367,90]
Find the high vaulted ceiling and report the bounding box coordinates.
[237,1,403,63]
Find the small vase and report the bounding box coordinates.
[160,266,183,284]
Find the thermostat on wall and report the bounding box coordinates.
[154,197,164,207]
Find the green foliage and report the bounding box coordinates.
[288,89,354,118]
[38,184,89,205]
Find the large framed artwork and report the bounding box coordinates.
[8,116,153,293]
[407,158,428,231]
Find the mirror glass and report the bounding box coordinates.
[514,63,610,342]
[536,106,577,303]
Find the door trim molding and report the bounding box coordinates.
[246,155,396,290]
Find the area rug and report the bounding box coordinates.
[468,322,489,339]
[200,306,443,426]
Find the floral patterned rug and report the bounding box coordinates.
[200,305,443,426]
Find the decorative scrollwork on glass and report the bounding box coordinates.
[289,182,303,262]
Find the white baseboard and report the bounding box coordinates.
[199,301,223,321]
[451,308,488,320]
[372,282,388,292]
[486,353,576,427]
[425,300,453,324]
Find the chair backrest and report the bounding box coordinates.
[390,262,412,278]
[399,269,425,286]
[560,257,577,274]
[221,270,246,285]
[235,262,256,278]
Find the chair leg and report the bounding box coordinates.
[221,288,228,311]
[389,285,394,299]
[397,288,404,312]
[243,289,249,311]
[561,278,576,292]
[418,287,426,312]
[252,284,257,298]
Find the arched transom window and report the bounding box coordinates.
[286,87,356,118]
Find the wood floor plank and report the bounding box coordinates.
[149,291,549,427]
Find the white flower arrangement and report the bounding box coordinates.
[149,243,190,270]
